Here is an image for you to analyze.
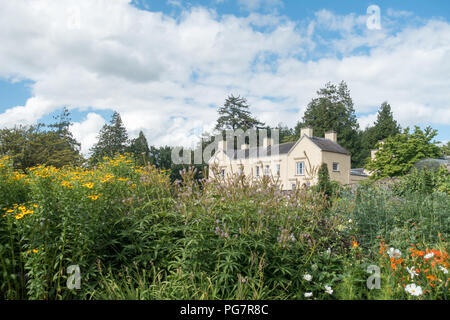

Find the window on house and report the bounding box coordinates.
[276,164,280,176]
[220,169,225,177]
[255,166,260,177]
[296,161,305,175]
[291,183,296,190]
[264,165,270,176]
[238,167,243,175]
[333,162,339,172]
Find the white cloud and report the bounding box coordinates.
[0,1,449,155]
[70,113,106,155]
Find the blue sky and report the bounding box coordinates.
[0,0,449,154]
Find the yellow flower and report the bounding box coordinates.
[32,249,38,253]
[88,194,100,200]
[83,182,94,189]
[61,180,73,188]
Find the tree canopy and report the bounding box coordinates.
[215,95,264,132]
[0,108,83,170]
[297,81,363,167]
[365,126,442,178]
[128,130,150,166]
[90,111,129,163]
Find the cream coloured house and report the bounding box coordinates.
[208,127,367,190]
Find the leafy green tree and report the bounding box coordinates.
[365,102,400,147]
[317,163,332,198]
[366,126,442,178]
[47,107,83,166]
[442,141,450,156]
[149,146,173,170]
[0,122,83,171]
[149,145,204,182]
[297,81,363,167]
[360,102,401,166]
[90,111,129,163]
[215,95,264,132]
[49,107,81,152]
[274,123,296,143]
[129,131,150,166]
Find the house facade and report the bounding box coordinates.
[208,127,366,190]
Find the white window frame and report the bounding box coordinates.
[264,165,270,176]
[332,162,339,172]
[296,161,305,176]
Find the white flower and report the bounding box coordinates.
[326,248,331,255]
[440,266,448,274]
[406,266,419,279]
[325,285,333,295]
[304,292,313,298]
[387,248,402,259]
[348,219,352,223]
[424,252,434,259]
[303,274,312,282]
[405,283,423,296]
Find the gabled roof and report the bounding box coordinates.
[217,135,350,161]
[309,137,351,155]
[230,142,295,160]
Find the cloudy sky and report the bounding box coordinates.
[0,0,449,155]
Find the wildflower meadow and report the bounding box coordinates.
[0,155,448,300]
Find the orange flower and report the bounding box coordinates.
[426,274,436,281]
[352,241,359,248]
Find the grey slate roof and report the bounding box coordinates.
[350,168,369,176]
[229,142,296,160]
[309,137,351,155]
[223,136,350,160]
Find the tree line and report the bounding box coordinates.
[0,81,448,180]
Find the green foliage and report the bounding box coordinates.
[128,131,150,166]
[364,102,401,148]
[215,95,264,132]
[360,102,401,166]
[297,81,363,167]
[317,163,332,198]
[393,166,450,196]
[366,126,442,178]
[441,141,450,156]
[0,109,83,171]
[90,112,129,164]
